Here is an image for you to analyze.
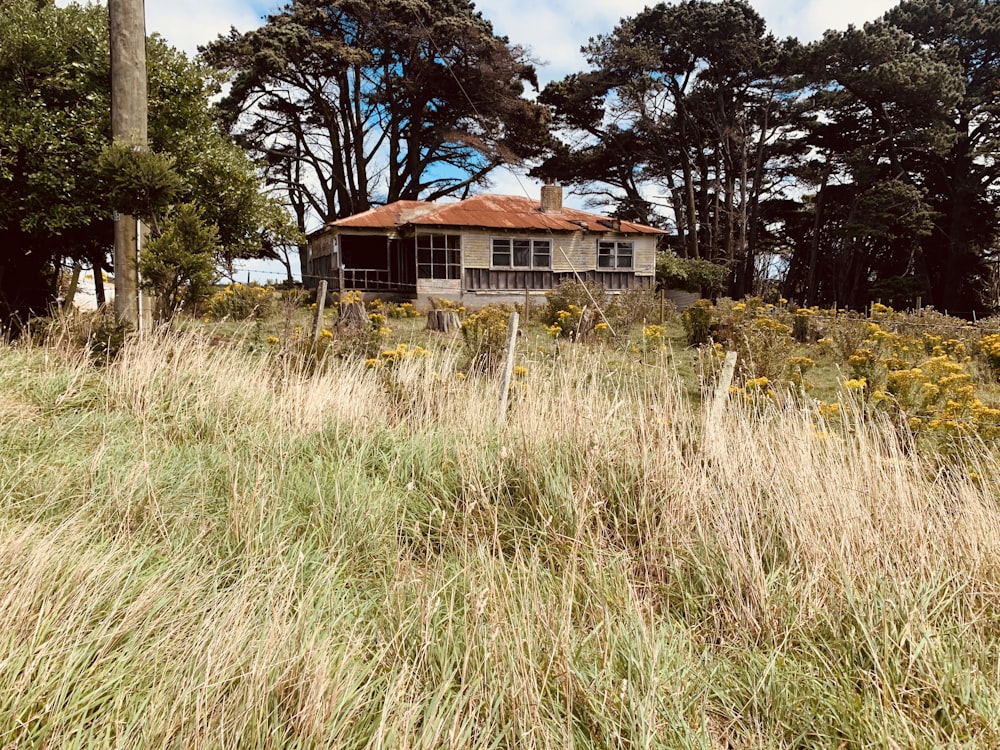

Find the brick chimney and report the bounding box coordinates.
[540,182,563,213]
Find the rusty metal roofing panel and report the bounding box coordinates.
[412,194,665,234]
[327,200,437,229]
[322,194,665,234]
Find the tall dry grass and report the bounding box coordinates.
[1,330,999,747]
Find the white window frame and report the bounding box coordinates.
[598,239,634,270]
[491,237,552,269]
[417,233,461,280]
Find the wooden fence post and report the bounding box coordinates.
[312,279,328,343]
[497,311,519,420]
[709,351,738,427]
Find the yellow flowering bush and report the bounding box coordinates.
[385,301,421,319]
[461,304,516,374]
[681,298,713,345]
[729,375,776,403]
[978,333,1000,378]
[542,280,607,338]
[434,297,466,316]
[642,324,666,348]
[206,282,276,321]
[785,356,815,388]
[365,342,431,369]
[733,315,794,381]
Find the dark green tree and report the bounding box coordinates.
[140,203,219,318]
[0,0,111,326]
[535,0,800,297]
[202,0,551,277]
[785,7,999,312]
[0,0,292,329]
[885,0,1000,313]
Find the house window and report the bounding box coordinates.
[598,240,634,269]
[417,234,460,279]
[492,238,552,269]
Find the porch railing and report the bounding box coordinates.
[341,268,416,294]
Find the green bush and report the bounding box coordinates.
[733,316,795,380]
[206,283,277,321]
[607,287,659,330]
[656,252,727,294]
[541,280,607,338]
[140,203,219,319]
[461,304,515,374]
[681,298,714,346]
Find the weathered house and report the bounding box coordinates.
[306,184,664,307]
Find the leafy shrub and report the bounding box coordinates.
[461,304,515,374]
[979,333,1000,379]
[206,282,277,321]
[681,299,714,345]
[32,310,134,365]
[88,314,134,365]
[384,301,420,319]
[140,203,218,319]
[733,316,795,381]
[606,288,660,330]
[655,251,727,294]
[365,342,431,370]
[542,280,607,339]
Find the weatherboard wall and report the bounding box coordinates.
[459,230,656,275]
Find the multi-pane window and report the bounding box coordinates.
[417,234,461,279]
[491,238,551,269]
[598,240,634,269]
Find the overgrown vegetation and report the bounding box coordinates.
[5,295,1000,746]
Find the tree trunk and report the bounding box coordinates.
[92,252,106,307]
[806,169,830,307]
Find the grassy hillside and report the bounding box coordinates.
[2,310,1000,747]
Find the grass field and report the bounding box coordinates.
[3,302,1000,747]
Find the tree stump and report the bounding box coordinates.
[338,300,368,328]
[426,309,461,333]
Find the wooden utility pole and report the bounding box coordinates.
[109,0,148,328]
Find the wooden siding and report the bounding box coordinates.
[460,230,656,276]
[465,269,653,292]
[462,233,491,268]
[310,232,336,259]
[632,236,657,275]
[552,233,592,273]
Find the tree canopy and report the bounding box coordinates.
[202,0,551,276]
[0,0,292,327]
[5,0,1000,318]
[536,0,1000,313]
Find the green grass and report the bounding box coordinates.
[1,317,1000,747]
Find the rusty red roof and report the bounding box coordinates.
[325,193,664,235]
[329,200,438,229]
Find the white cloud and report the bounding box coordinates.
[57,0,276,57]
[73,0,907,81]
[479,0,903,85]
[145,0,271,55]
[756,0,899,41]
